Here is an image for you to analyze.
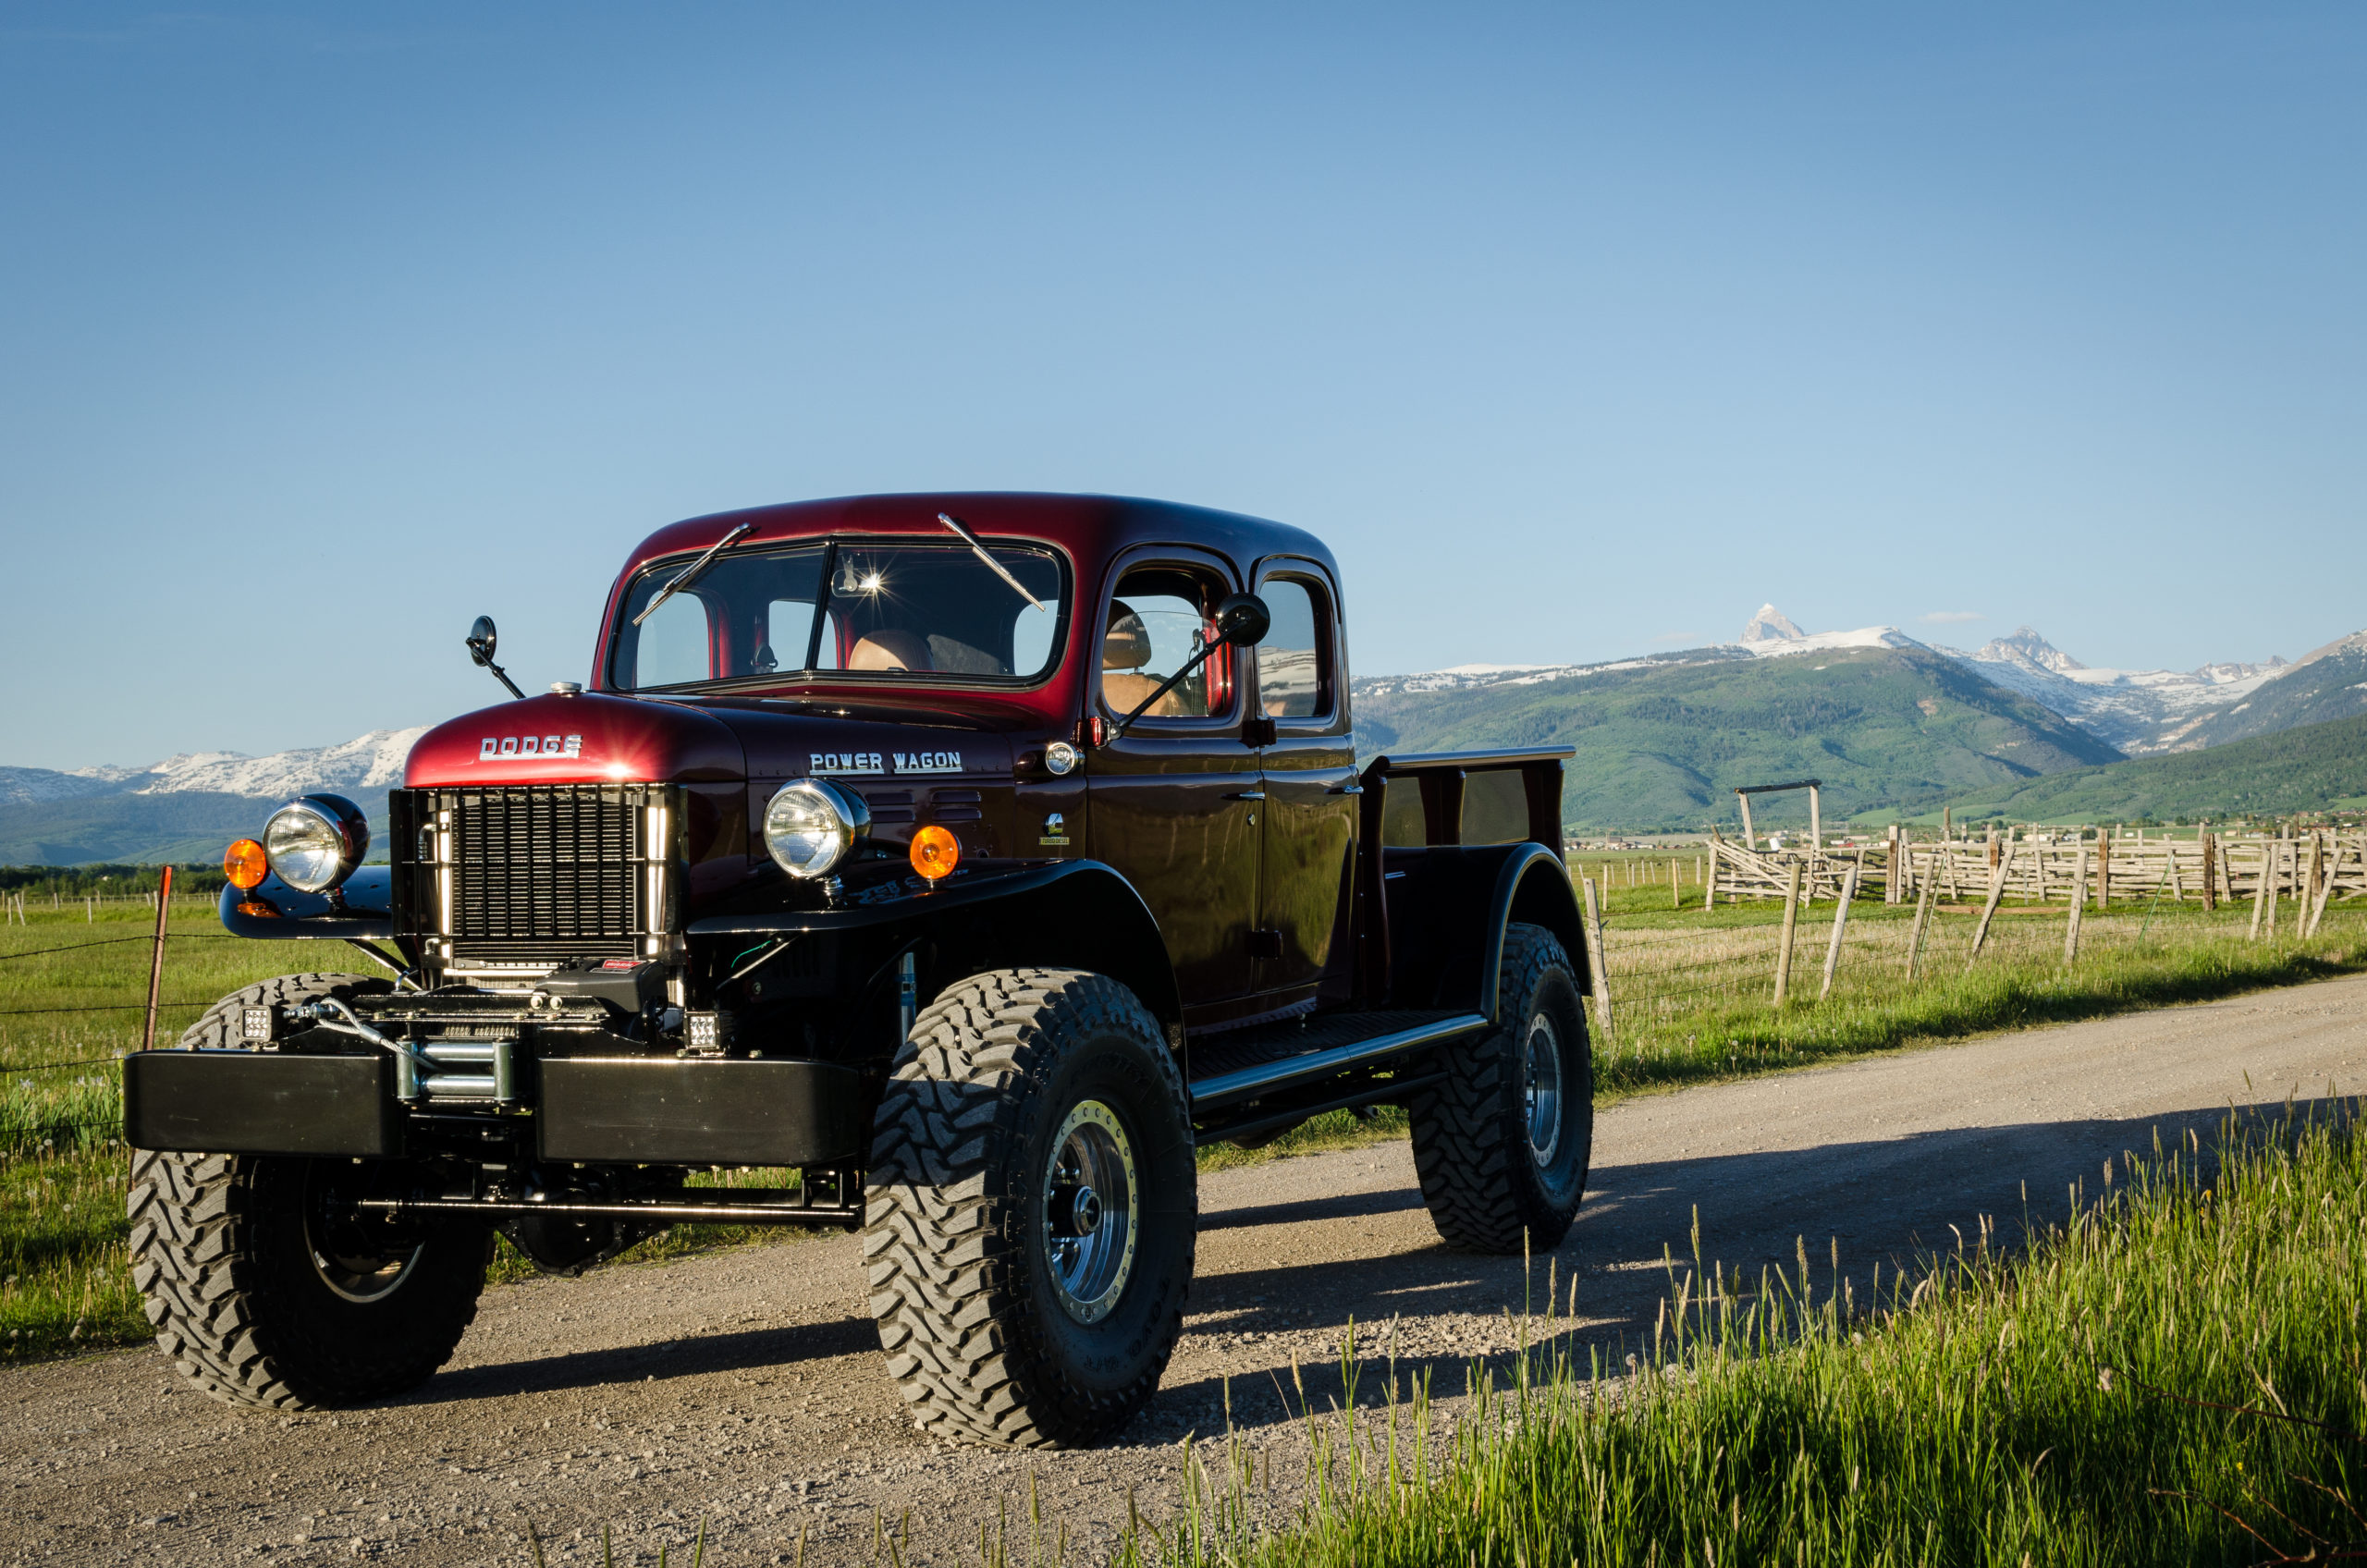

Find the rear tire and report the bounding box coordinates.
[1407,924,1593,1253]
[128,974,492,1410]
[863,969,1196,1448]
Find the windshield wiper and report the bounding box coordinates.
[632,521,756,626]
[938,513,1047,613]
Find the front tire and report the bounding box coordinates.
[863,969,1196,1448]
[128,974,492,1410]
[1407,924,1594,1253]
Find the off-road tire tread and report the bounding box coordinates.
[863,968,1191,1448]
[128,974,488,1411]
[1406,925,1588,1253]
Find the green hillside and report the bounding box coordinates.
[0,789,391,867]
[1893,710,2367,826]
[1355,645,2123,833]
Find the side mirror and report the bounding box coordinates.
[465,615,524,699]
[1214,593,1270,648]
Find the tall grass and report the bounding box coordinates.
[1131,1102,2367,1567]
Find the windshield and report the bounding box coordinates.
[608,539,1068,692]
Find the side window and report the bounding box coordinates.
[1257,577,1329,720]
[1102,566,1233,722]
[632,594,714,686]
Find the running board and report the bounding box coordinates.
[355,1193,864,1230]
[1186,1011,1489,1112]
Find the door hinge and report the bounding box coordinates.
[1245,928,1285,960]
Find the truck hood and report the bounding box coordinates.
[405,692,744,787]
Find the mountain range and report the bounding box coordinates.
[4,610,2362,857]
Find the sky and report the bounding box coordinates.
[2,3,2361,769]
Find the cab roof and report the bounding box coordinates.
[616,492,1337,590]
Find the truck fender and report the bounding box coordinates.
[686,860,1183,1035]
[1382,843,1584,1021]
[216,867,396,940]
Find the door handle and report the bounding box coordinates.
[1227,790,1268,801]
[1329,784,1365,795]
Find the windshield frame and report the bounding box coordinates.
[602,533,1075,697]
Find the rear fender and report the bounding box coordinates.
[1381,842,1582,1021]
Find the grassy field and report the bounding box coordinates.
[1128,1100,2364,1567]
[5,864,2362,1368]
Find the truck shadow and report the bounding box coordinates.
[1135,1095,2320,1441]
[420,1313,882,1402]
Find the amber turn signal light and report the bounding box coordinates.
[224,838,269,890]
[909,825,961,881]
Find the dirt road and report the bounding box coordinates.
[6,975,2361,1566]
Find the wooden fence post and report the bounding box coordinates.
[1968,841,2015,966]
[2200,830,2216,913]
[1818,864,1860,1000]
[1579,876,1613,1038]
[2307,839,2345,937]
[2064,842,2089,965]
[2250,842,2274,940]
[2095,831,2112,908]
[1907,871,1937,983]
[1670,859,1680,911]
[1703,840,1719,912]
[1737,791,1757,852]
[1773,863,1803,1007]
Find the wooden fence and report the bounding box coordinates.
[1704,828,2367,921]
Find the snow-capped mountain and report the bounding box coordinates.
[1358,606,2325,757]
[1737,603,1922,660]
[1928,628,2286,753]
[0,729,426,808]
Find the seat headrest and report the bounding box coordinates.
[1103,601,1153,671]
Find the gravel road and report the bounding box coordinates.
[6,975,2361,1566]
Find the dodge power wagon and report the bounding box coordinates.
[125,493,1592,1448]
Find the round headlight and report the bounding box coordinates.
[262,795,370,893]
[763,778,870,879]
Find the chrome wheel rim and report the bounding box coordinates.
[1042,1099,1139,1324]
[305,1173,423,1305]
[1522,1011,1564,1163]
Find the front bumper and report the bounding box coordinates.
[123,1050,864,1167]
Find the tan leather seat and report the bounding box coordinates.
[850,629,934,672]
[1102,602,1189,717]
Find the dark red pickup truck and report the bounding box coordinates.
[125,493,1590,1448]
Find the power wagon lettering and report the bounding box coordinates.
[893,751,963,774]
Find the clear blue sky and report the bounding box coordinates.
[3,4,2361,769]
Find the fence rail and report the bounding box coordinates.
[1704,828,2367,914]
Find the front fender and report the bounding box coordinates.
[686,858,1184,1031]
[218,866,395,940]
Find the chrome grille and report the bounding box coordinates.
[394,784,674,964]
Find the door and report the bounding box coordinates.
[1085,553,1263,1011]
[1250,565,1358,998]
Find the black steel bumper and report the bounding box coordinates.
[123,1051,865,1167]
